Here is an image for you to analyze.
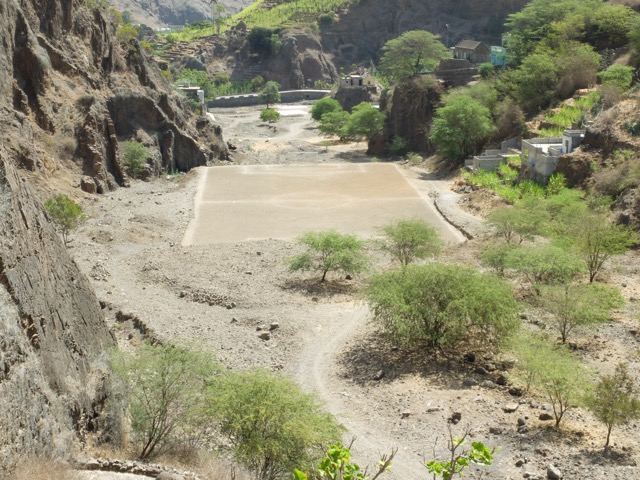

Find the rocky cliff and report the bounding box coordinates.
[0,0,225,470]
[369,75,443,156]
[322,0,528,69]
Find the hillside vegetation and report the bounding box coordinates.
[232,0,354,29]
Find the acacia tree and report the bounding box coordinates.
[562,213,637,282]
[260,81,281,108]
[111,344,220,459]
[430,96,495,162]
[342,102,386,141]
[379,30,450,81]
[378,219,442,266]
[288,231,368,282]
[366,264,519,350]
[538,283,623,343]
[44,194,88,246]
[587,363,640,451]
[210,369,343,480]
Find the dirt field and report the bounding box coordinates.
[72,105,640,480]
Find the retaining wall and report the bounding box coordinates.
[209,89,331,108]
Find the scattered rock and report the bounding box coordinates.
[489,426,503,435]
[373,370,385,381]
[508,387,524,397]
[547,464,563,479]
[517,418,526,426]
[258,332,271,341]
[495,374,508,386]
[157,472,184,480]
[503,403,519,413]
[449,411,462,425]
[475,366,488,375]
[515,459,525,467]
[401,411,411,419]
[463,377,478,387]
[539,412,554,421]
[480,380,497,389]
[81,176,97,194]
[463,353,476,363]
[269,322,280,331]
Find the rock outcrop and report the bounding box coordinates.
[0,0,226,470]
[370,75,443,155]
[7,0,227,195]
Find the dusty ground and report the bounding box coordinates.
[71,105,640,480]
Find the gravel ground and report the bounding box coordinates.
[71,105,640,480]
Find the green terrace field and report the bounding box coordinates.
[231,0,355,29]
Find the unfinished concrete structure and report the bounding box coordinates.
[521,129,585,181]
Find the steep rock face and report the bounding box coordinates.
[0,0,226,470]
[5,0,226,194]
[252,30,338,89]
[372,76,443,155]
[0,130,114,469]
[322,0,528,69]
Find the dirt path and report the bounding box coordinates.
[297,303,427,480]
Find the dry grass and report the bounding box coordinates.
[9,457,85,480]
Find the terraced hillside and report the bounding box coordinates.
[232,0,354,29]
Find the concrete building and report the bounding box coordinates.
[341,71,376,88]
[521,129,585,180]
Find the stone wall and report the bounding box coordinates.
[209,89,330,108]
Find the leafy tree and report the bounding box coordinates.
[343,102,385,141]
[538,283,624,343]
[379,30,450,81]
[288,231,368,282]
[318,110,352,139]
[511,52,559,112]
[583,4,638,49]
[250,75,265,92]
[504,0,603,64]
[122,140,149,178]
[377,219,442,266]
[511,331,589,427]
[559,212,637,282]
[555,42,600,97]
[44,194,88,246]
[426,427,493,480]
[480,242,518,277]
[111,344,220,459]
[587,363,640,451]
[260,81,281,109]
[486,200,549,244]
[311,98,342,121]
[366,264,519,350]
[505,244,584,288]
[430,95,494,162]
[260,108,280,123]
[598,64,635,91]
[209,369,342,480]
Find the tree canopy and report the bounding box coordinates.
[379,30,450,81]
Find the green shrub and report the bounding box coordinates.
[310,97,342,121]
[111,344,220,459]
[389,136,410,157]
[598,64,634,91]
[260,108,281,123]
[44,194,88,246]
[366,263,520,351]
[122,141,149,178]
[318,110,351,139]
[377,219,442,266]
[317,12,336,29]
[209,369,343,480]
[117,23,139,43]
[288,230,368,282]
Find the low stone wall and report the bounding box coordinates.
[209,89,330,108]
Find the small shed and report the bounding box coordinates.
[453,40,491,64]
[341,71,376,87]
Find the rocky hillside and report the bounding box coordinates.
[108,0,253,28]
[322,0,528,69]
[0,0,226,470]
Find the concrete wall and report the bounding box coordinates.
[209,89,331,108]
[472,155,506,172]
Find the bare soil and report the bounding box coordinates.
[72,105,640,480]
